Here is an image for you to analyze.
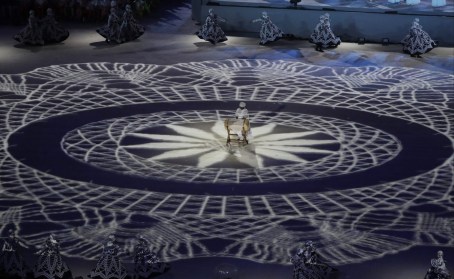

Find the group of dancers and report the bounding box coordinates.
[14,8,69,46]
[96,2,145,44]
[196,9,436,57]
[13,3,437,57]
[0,229,169,279]
[14,1,144,46]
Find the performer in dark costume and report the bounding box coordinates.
[401,18,436,58]
[14,10,44,45]
[196,8,227,44]
[290,241,335,279]
[89,234,128,279]
[134,235,169,278]
[119,4,145,43]
[252,11,283,45]
[0,229,29,279]
[41,8,70,44]
[33,234,71,279]
[424,250,452,279]
[310,13,341,52]
[97,7,121,43]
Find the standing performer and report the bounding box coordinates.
[424,251,451,279]
[119,4,145,43]
[41,8,70,44]
[231,102,249,142]
[89,234,128,279]
[310,13,341,52]
[134,235,170,278]
[97,7,121,43]
[252,11,283,45]
[196,8,227,44]
[14,10,44,45]
[0,229,29,279]
[33,234,71,279]
[401,18,436,58]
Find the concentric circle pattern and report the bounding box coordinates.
[61,110,400,184]
[0,60,453,266]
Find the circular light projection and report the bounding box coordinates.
[0,60,453,267]
[61,109,400,185]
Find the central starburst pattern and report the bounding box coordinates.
[121,121,338,169]
[62,110,401,184]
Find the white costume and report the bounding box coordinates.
[231,102,249,140]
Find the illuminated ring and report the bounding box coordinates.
[7,101,452,195]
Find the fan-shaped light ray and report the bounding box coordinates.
[166,124,216,140]
[236,149,261,168]
[197,150,229,168]
[255,148,308,163]
[253,131,320,142]
[211,120,228,138]
[255,155,265,169]
[150,147,212,161]
[257,139,338,146]
[128,133,206,143]
[250,123,276,138]
[259,145,335,154]
[124,142,206,149]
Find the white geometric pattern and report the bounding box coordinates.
[62,111,400,183]
[0,60,452,267]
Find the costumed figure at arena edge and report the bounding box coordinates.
[134,235,170,278]
[89,234,128,279]
[310,13,341,52]
[424,250,452,279]
[119,4,145,43]
[196,8,228,44]
[14,10,44,45]
[33,234,71,279]
[0,229,29,279]
[41,8,70,44]
[97,6,121,44]
[401,18,436,58]
[290,241,335,279]
[252,11,283,45]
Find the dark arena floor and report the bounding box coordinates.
[0,0,453,279]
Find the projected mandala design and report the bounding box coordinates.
[62,111,400,183]
[0,60,453,267]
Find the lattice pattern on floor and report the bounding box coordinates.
[0,60,452,266]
